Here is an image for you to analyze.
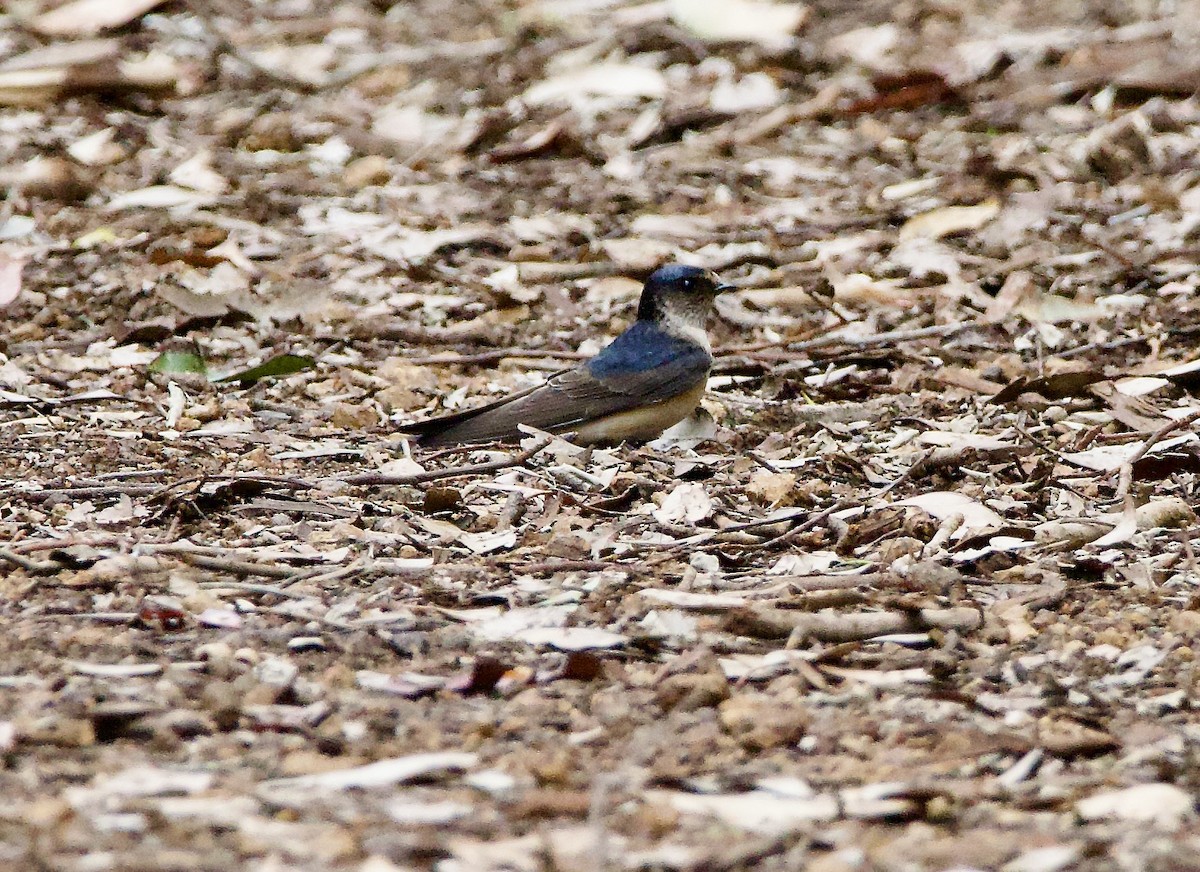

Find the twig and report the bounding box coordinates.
[758,498,858,549]
[772,573,888,591]
[149,473,316,498]
[507,559,628,574]
[496,491,527,531]
[197,581,314,600]
[1181,527,1199,579]
[729,84,843,145]
[174,553,300,580]
[783,589,869,610]
[15,485,160,500]
[1114,408,1200,499]
[0,547,58,575]
[5,472,318,504]
[716,320,844,356]
[400,349,587,367]
[89,469,169,481]
[342,437,553,487]
[261,604,354,631]
[787,321,976,354]
[724,604,982,642]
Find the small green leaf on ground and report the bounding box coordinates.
[148,349,208,376]
[214,353,316,385]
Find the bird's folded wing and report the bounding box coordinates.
[398,345,710,445]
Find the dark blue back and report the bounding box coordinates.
[586,321,710,380]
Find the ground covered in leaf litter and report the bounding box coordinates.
[2,0,1200,869]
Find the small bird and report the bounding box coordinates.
[400,264,732,448]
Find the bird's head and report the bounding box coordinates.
[636,264,733,326]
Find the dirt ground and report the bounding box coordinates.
[3,0,1200,869]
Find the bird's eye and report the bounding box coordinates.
[681,278,693,290]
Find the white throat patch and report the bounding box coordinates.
[660,309,712,352]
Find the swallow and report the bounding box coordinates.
[399,264,732,448]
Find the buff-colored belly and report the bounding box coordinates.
[573,381,707,444]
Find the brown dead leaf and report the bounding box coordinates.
[847,70,960,114]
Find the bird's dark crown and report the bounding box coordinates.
[637,264,728,321]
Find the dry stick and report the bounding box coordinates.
[633,505,807,551]
[149,473,316,496]
[729,84,844,145]
[716,320,842,357]
[786,589,868,611]
[0,547,58,575]
[174,553,301,580]
[401,349,588,367]
[15,484,161,500]
[140,542,318,558]
[7,474,314,504]
[341,437,553,487]
[757,497,858,550]
[1180,527,1200,579]
[725,604,982,643]
[27,441,549,507]
[785,321,975,354]
[721,572,882,593]
[1114,408,1200,500]
[197,581,315,600]
[770,572,889,592]
[260,604,354,632]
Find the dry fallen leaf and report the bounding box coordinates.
[899,199,1000,241]
[523,64,666,107]
[1076,783,1193,827]
[671,0,809,48]
[654,482,714,525]
[895,491,1004,536]
[0,249,26,308]
[30,0,166,37]
[746,470,798,505]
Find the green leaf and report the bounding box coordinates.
[214,353,316,385]
[148,350,208,376]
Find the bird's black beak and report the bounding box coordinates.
[715,283,735,294]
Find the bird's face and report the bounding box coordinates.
[638,264,733,325]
